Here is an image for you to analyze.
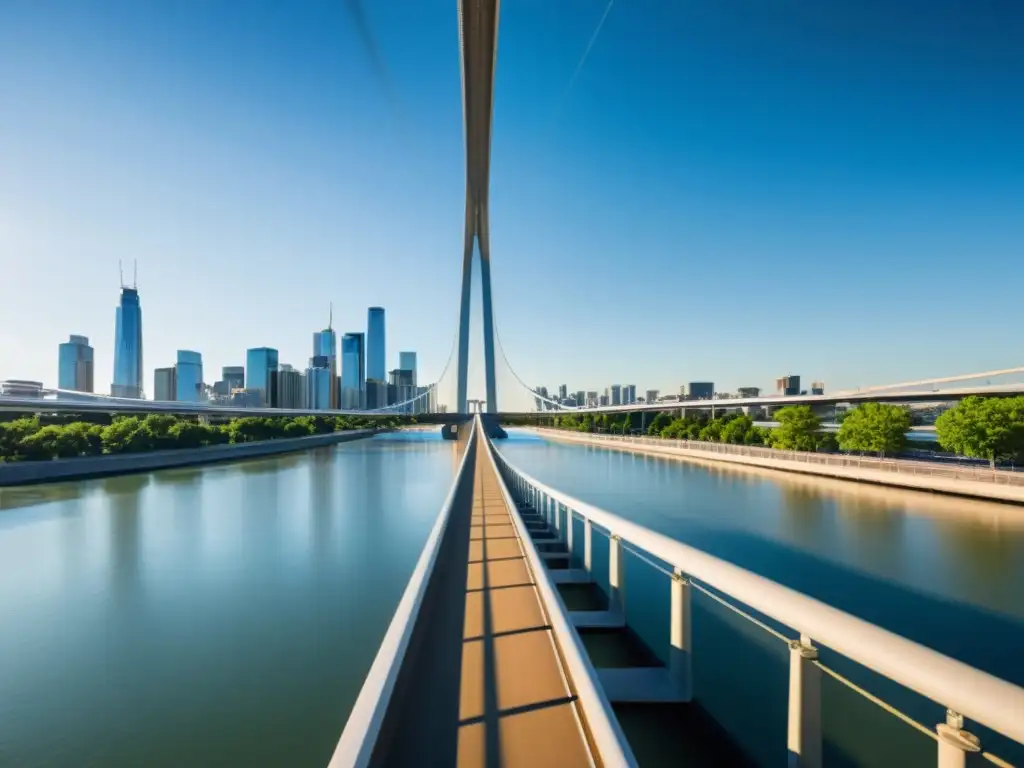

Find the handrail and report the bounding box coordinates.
[491,450,1024,748]
[533,428,1024,486]
[328,420,477,767]
[479,423,638,767]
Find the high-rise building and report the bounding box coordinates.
[389,369,416,411]
[598,394,609,407]
[777,375,801,396]
[737,386,761,398]
[222,366,244,392]
[342,333,366,409]
[278,364,307,409]
[112,284,144,398]
[313,323,338,409]
[811,381,825,395]
[575,390,585,407]
[58,335,94,393]
[687,382,714,400]
[175,351,203,402]
[365,378,387,410]
[306,355,332,410]
[558,384,567,400]
[623,384,636,404]
[154,367,177,401]
[610,384,622,406]
[586,391,598,407]
[367,307,386,382]
[645,389,660,403]
[399,351,417,387]
[246,347,279,407]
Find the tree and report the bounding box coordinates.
[0,417,42,460]
[720,415,754,444]
[102,417,154,454]
[647,412,673,436]
[936,396,1024,468]
[837,403,911,457]
[770,406,822,451]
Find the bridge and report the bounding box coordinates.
[3,3,1024,767]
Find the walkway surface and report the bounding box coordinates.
[374,435,595,767]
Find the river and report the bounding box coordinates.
[0,432,456,768]
[497,429,1024,766]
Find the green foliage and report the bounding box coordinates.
[647,412,673,436]
[719,415,754,444]
[762,406,822,451]
[935,396,1024,468]
[837,403,911,457]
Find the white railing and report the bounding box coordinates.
[479,426,638,767]
[534,428,1024,487]
[491,449,1024,768]
[328,420,477,767]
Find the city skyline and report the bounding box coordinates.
[2,3,1023,399]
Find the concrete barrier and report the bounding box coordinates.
[0,429,384,487]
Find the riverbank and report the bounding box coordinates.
[0,429,384,487]
[529,428,1024,505]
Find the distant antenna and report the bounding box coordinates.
[329,302,333,330]
[119,260,124,288]
[133,259,138,289]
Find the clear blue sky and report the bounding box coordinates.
[2,0,1022,406]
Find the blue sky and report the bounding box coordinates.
[1,1,1022,406]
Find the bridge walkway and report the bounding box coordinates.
[370,433,596,767]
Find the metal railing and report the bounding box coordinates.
[533,428,1024,487]
[328,420,477,768]
[478,425,638,767]
[491,449,1024,768]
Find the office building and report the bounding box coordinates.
[777,375,801,396]
[575,390,585,407]
[342,332,366,409]
[58,335,94,393]
[645,389,660,403]
[367,307,386,382]
[154,367,177,401]
[610,384,622,406]
[390,368,416,412]
[811,381,825,395]
[0,380,44,397]
[557,384,567,400]
[687,382,714,400]
[175,351,203,402]
[222,366,244,392]
[399,351,418,387]
[231,389,262,408]
[598,394,609,407]
[277,364,307,409]
[624,384,636,404]
[111,283,144,398]
[313,321,338,409]
[306,355,333,410]
[365,378,387,410]
[737,386,761,398]
[246,347,279,407]
[586,391,598,407]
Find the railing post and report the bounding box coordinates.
[554,501,561,536]
[935,710,981,768]
[609,534,625,615]
[787,634,822,768]
[584,518,593,576]
[670,569,692,701]
[566,507,574,556]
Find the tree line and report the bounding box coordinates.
[0,413,408,463]
[534,396,1024,467]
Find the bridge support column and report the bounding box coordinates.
[565,507,574,561]
[609,535,624,616]
[583,518,593,576]
[669,570,693,701]
[787,635,822,768]
[935,711,980,768]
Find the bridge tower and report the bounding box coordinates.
[455,0,500,416]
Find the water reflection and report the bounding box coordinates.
[105,475,148,605]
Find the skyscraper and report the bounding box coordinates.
[367,307,386,382]
[112,278,143,398]
[154,367,177,401]
[58,335,94,393]
[306,355,332,410]
[399,351,417,387]
[610,384,622,406]
[175,351,203,402]
[222,366,244,391]
[246,347,279,407]
[341,333,365,409]
[313,315,338,409]
[277,364,307,409]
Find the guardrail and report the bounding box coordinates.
[479,425,638,767]
[534,428,1024,487]
[490,448,1024,768]
[328,420,477,767]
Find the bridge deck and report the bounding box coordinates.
[374,436,594,767]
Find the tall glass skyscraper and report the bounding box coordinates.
[341,332,365,409]
[112,287,143,398]
[306,355,332,410]
[313,327,338,408]
[175,350,203,402]
[367,307,386,382]
[246,347,279,407]
[399,351,417,386]
[58,335,94,393]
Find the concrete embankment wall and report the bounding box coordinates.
[532,428,1024,505]
[0,429,383,487]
